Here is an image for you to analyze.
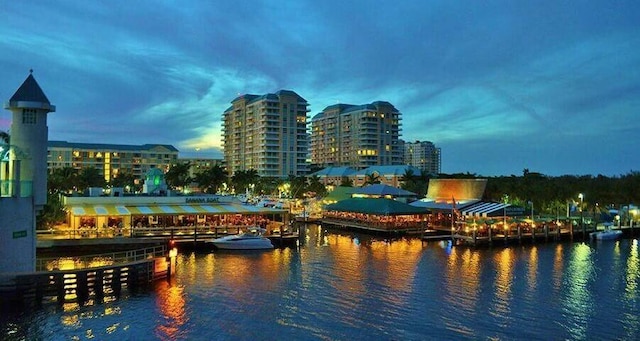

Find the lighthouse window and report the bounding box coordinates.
[22,109,37,124]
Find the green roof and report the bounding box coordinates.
[325,198,427,215]
[322,186,356,202]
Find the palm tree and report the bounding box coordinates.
[0,131,9,144]
[49,166,79,193]
[165,161,192,191]
[364,173,381,186]
[307,175,327,198]
[339,176,353,187]
[110,171,139,193]
[77,167,106,190]
[194,164,227,194]
[231,169,259,194]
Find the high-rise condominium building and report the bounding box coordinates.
[403,140,441,175]
[310,101,402,169]
[47,141,179,182]
[222,90,309,177]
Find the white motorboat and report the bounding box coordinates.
[590,227,623,241]
[209,227,274,250]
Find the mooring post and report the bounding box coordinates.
[76,272,88,305]
[112,267,122,298]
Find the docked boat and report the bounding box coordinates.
[590,227,623,241]
[209,227,274,250]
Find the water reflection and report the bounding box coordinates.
[626,239,639,300]
[4,232,640,340]
[623,239,640,338]
[563,243,595,340]
[526,247,538,294]
[441,245,481,337]
[154,281,186,340]
[491,248,514,326]
[552,244,565,295]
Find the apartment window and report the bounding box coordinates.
[22,109,37,124]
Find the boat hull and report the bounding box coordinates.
[210,235,274,250]
[590,230,623,240]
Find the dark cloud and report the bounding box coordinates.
[1,0,639,176]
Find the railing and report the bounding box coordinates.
[131,225,245,238]
[35,245,167,272]
[37,225,255,240]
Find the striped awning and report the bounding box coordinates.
[70,205,130,216]
[198,203,286,214]
[69,203,289,216]
[461,202,510,217]
[125,204,285,215]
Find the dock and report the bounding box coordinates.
[435,224,639,246]
[1,245,173,309]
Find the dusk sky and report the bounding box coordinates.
[1,1,638,177]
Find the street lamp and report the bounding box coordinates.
[528,201,534,231]
[503,194,509,238]
[578,193,584,235]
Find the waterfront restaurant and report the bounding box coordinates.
[410,178,528,232]
[60,194,289,237]
[323,197,428,233]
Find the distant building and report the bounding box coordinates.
[178,157,223,179]
[47,141,179,183]
[403,140,441,175]
[310,101,402,169]
[311,165,422,188]
[351,165,423,187]
[223,90,309,177]
[311,166,357,186]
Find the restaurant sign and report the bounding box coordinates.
[185,197,220,204]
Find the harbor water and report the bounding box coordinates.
[2,225,640,340]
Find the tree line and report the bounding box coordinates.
[401,168,640,216]
[33,160,640,228]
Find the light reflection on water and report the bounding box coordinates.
[2,228,640,340]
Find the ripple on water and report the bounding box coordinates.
[3,235,640,340]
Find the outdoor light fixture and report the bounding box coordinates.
[578,193,585,233]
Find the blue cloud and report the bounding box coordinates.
[1,0,639,176]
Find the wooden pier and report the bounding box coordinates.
[0,257,171,309]
[438,224,638,246]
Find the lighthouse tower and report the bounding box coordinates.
[4,70,55,210]
[0,71,55,273]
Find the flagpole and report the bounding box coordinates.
[451,197,456,237]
